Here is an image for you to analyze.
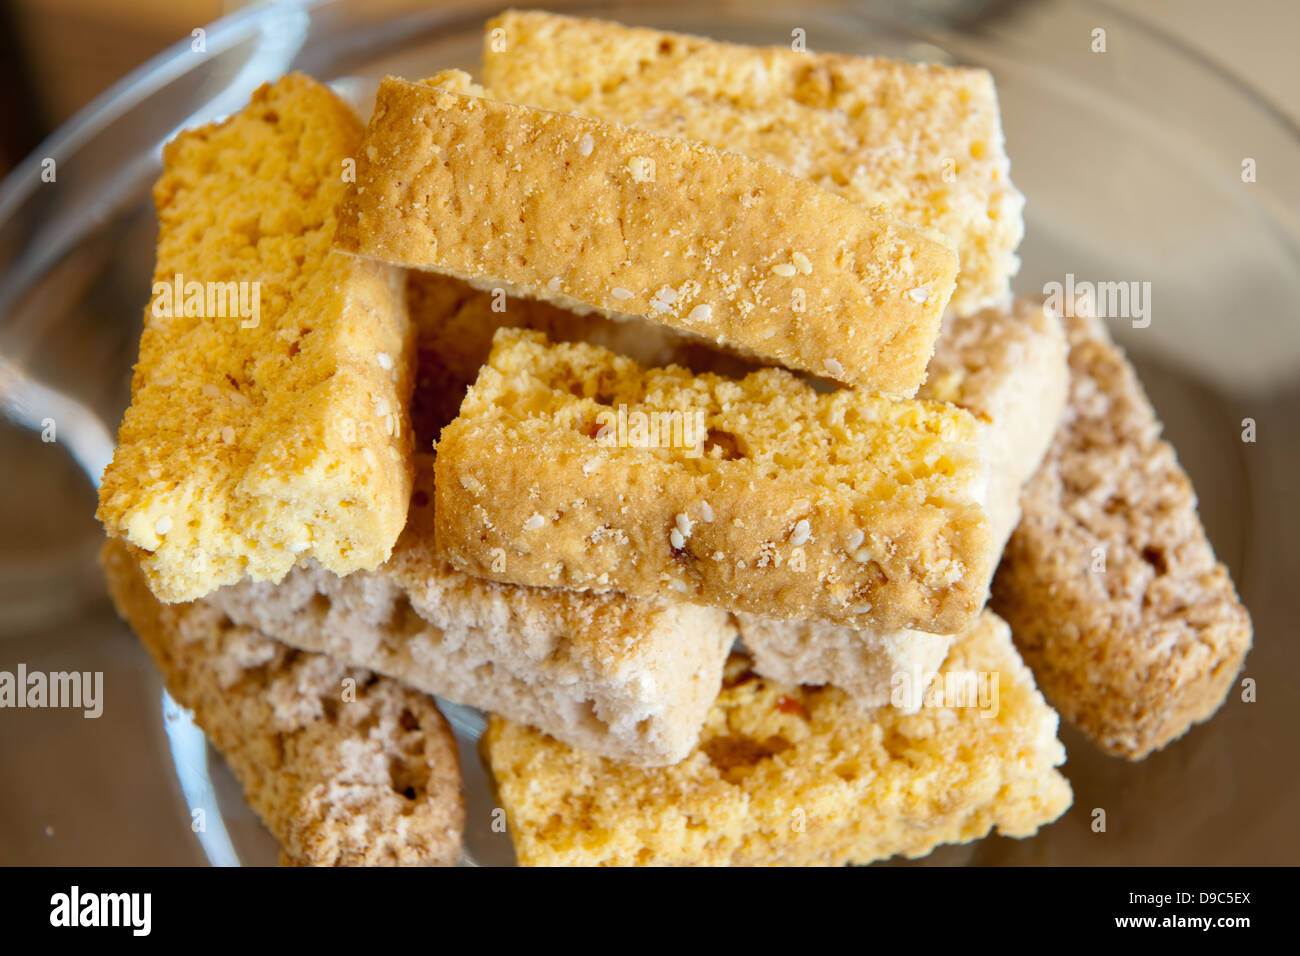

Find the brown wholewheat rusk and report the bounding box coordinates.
[96,74,412,604]
[991,308,1253,759]
[483,610,1072,866]
[208,457,736,767]
[740,296,1069,704]
[434,328,995,634]
[335,73,959,398]
[100,538,463,866]
[484,10,1023,315]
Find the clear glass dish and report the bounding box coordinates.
[1,0,1296,865]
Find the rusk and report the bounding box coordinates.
[992,308,1252,759]
[335,73,958,397]
[434,329,994,633]
[739,296,1068,702]
[96,74,412,603]
[101,538,463,866]
[484,610,1071,866]
[484,10,1021,313]
[209,458,736,767]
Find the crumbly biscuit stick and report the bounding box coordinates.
[434,329,994,634]
[335,74,958,398]
[97,74,412,603]
[992,309,1252,759]
[740,297,1069,703]
[484,610,1071,866]
[100,538,463,866]
[484,10,1022,313]
[209,457,736,767]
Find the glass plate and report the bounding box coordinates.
[1,0,1296,866]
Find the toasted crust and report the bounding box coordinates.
[100,537,463,866]
[484,10,1022,314]
[96,74,413,603]
[484,610,1072,866]
[335,74,957,398]
[991,309,1253,759]
[434,329,994,633]
[740,296,1068,702]
[208,457,736,767]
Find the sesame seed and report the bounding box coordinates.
[772,263,797,277]
[688,304,712,323]
[654,286,678,304]
[909,286,930,304]
[823,358,845,379]
[154,516,172,535]
[792,251,813,274]
[375,399,390,419]
[649,299,670,314]
[578,133,594,157]
[221,426,235,444]
[670,528,686,550]
[376,351,393,371]
[675,513,693,538]
[546,277,562,293]
[700,501,714,522]
[582,457,602,476]
[611,287,633,301]
[524,514,545,531]
[790,519,811,546]
[846,528,864,551]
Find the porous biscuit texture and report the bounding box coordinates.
[484,10,1022,313]
[335,74,958,398]
[435,329,994,633]
[100,537,463,866]
[209,457,736,767]
[96,74,412,603]
[407,271,754,447]
[484,610,1072,866]
[734,615,953,711]
[740,296,1069,702]
[992,309,1253,759]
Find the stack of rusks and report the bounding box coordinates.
[96,10,1252,866]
